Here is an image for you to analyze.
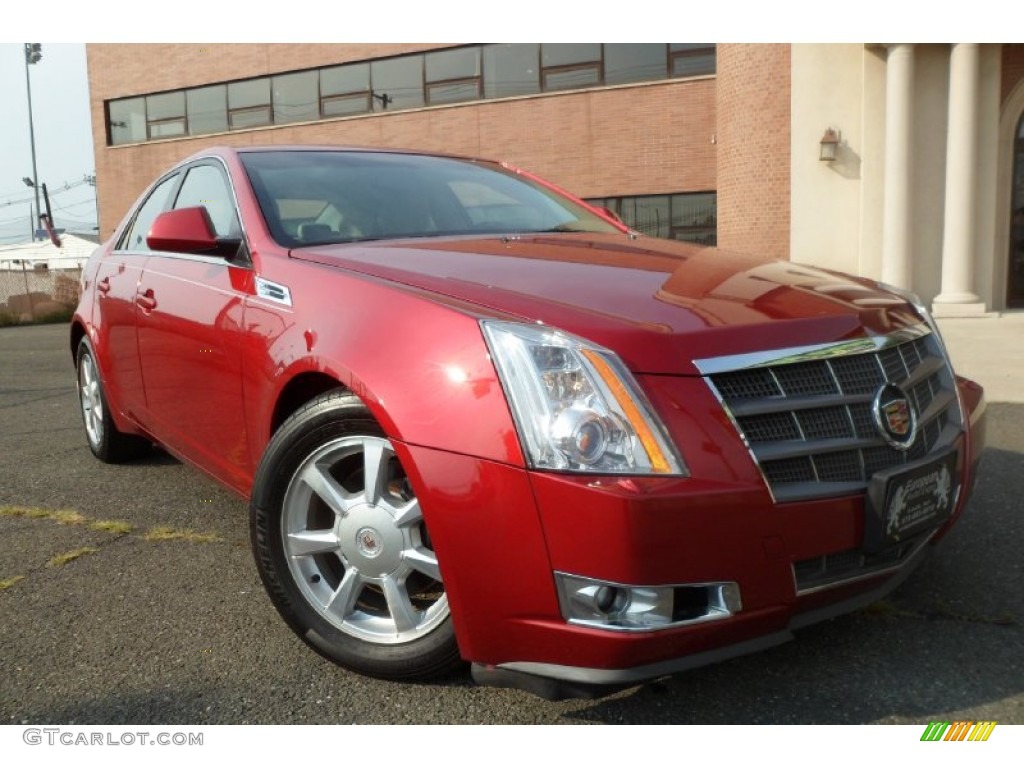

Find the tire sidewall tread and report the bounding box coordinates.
[250,389,462,681]
[75,337,150,464]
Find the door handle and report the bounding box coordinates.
[136,288,157,312]
[97,277,111,295]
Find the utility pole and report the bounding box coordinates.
[86,173,99,234]
[24,43,42,241]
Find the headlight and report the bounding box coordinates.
[481,321,686,475]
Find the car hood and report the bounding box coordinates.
[292,233,921,376]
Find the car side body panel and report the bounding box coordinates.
[135,253,254,491]
[90,252,148,425]
[236,254,526,498]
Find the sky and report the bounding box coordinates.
[0,43,95,244]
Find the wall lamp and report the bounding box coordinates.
[819,128,841,162]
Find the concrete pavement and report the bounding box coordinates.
[938,311,1024,403]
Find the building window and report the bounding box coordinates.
[187,85,228,136]
[670,44,717,78]
[483,44,539,99]
[370,55,424,112]
[604,44,669,87]
[146,91,186,139]
[587,192,717,246]
[321,63,371,117]
[425,47,482,105]
[1008,111,1024,307]
[105,44,716,146]
[273,70,319,125]
[228,78,271,129]
[541,44,603,91]
[108,97,146,145]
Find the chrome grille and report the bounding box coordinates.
[697,326,962,503]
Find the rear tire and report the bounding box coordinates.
[76,338,150,463]
[250,390,462,680]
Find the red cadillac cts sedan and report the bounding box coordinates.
[72,146,986,699]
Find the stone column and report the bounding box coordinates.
[932,43,988,316]
[881,44,915,290]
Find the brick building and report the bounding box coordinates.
[86,43,1024,313]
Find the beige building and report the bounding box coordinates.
[85,43,1024,314]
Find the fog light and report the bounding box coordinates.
[556,573,742,632]
[594,585,624,613]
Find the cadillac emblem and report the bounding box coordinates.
[872,383,917,450]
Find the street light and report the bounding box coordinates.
[24,43,42,241]
[22,177,36,240]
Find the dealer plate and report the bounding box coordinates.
[864,448,958,554]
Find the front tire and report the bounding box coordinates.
[250,390,461,680]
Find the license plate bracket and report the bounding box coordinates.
[864,448,958,554]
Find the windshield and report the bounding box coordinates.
[240,150,621,248]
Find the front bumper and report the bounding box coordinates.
[471,534,934,699]
[399,375,985,699]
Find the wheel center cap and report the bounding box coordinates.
[356,527,383,558]
[337,503,404,575]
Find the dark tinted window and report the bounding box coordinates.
[604,44,666,86]
[589,191,717,246]
[120,174,179,252]
[670,44,716,78]
[541,44,602,91]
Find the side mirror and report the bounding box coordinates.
[147,207,243,259]
[147,207,218,253]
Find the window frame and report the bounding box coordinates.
[105,44,717,146]
[115,172,183,253]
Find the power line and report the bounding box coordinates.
[0,177,94,207]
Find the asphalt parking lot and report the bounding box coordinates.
[1,323,1022,725]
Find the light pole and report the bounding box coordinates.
[24,43,42,241]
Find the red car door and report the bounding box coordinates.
[135,163,254,492]
[93,173,180,424]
